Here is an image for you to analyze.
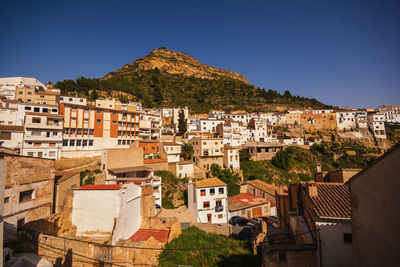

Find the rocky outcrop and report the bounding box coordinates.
[104,48,249,83]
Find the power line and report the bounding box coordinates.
[8,223,251,251]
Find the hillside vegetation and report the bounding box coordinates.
[241,141,379,185]
[158,226,260,267]
[55,49,329,113]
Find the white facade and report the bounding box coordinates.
[22,113,63,159]
[280,137,305,145]
[0,98,18,125]
[367,113,386,139]
[198,119,224,133]
[336,111,356,131]
[248,118,271,142]
[16,103,59,126]
[140,113,162,140]
[59,96,87,106]
[176,161,194,178]
[162,108,173,117]
[0,77,46,99]
[72,184,142,244]
[208,110,226,119]
[162,143,181,163]
[223,146,240,171]
[311,109,334,114]
[221,121,248,146]
[355,111,368,128]
[188,181,228,224]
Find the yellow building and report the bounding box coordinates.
[15,87,59,105]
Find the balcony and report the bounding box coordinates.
[215,206,224,212]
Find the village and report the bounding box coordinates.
[0,77,399,266]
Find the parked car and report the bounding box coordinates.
[229,216,249,226]
[252,216,278,225]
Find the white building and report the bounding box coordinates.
[248,118,272,142]
[198,118,224,133]
[280,137,305,145]
[355,111,368,128]
[59,96,87,106]
[223,145,240,171]
[160,142,181,163]
[188,178,228,224]
[0,77,47,99]
[259,113,279,125]
[367,113,386,139]
[311,109,334,114]
[162,108,173,118]
[140,113,162,140]
[16,103,59,126]
[71,183,142,244]
[21,112,63,159]
[176,160,194,178]
[208,110,226,119]
[336,111,356,131]
[0,125,24,151]
[0,98,18,126]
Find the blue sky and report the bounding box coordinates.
[1,0,399,108]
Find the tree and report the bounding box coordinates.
[90,89,98,101]
[284,90,292,98]
[177,109,187,136]
[181,142,194,160]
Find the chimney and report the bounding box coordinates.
[307,183,318,198]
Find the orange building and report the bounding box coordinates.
[60,103,140,157]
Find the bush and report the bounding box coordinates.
[210,164,241,196]
[158,226,260,267]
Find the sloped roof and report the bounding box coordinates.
[129,229,169,243]
[228,193,269,211]
[247,179,288,196]
[302,182,351,219]
[194,178,226,188]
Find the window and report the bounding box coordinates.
[70,128,76,134]
[344,233,352,243]
[203,201,210,208]
[118,140,122,145]
[89,140,93,146]
[210,188,215,195]
[77,129,82,135]
[200,189,206,196]
[89,129,94,135]
[49,151,56,157]
[83,140,88,147]
[27,152,34,157]
[32,117,41,123]
[34,107,40,112]
[49,143,56,147]
[219,188,224,194]
[52,108,58,113]
[31,131,41,136]
[19,91,23,95]
[218,214,223,218]
[24,106,31,110]
[53,132,58,136]
[34,143,41,147]
[97,110,102,114]
[63,140,68,146]
[83,129,88,135]
[97,119,101,123]
[113,120,117,124]
[216,200,222,206]
[69,140,75,146]
[76,140,82,146]
[42,108,48,113]
[19,190,34,202]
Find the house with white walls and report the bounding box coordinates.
[216,120,249,146]
[21,112,63,159]
[188,178,228,224]
[367,112,386,139]
[198,118,224,133]
[336,111,356,131]
[175,160,194,178]
[247,118,271,142]
[355,111,368,128]
[71,183,142,244]
[223,145,240,171]
[189,136,224,171]
[160,142,181,163]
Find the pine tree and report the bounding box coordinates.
[178,109,187,136]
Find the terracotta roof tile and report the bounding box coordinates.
[194,178,226,188]
[129,229,169,243]
[76,184,121,190]
[247,180,288,196]
[303,182,351,219]
[228,193,269,211]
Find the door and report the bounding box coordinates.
[252,207,262,218]
[207,214,212,223]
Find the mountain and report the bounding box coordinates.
[103,48,249,84]
[55,48,330,113]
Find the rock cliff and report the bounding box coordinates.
[104,48,249,84]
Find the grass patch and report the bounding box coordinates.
[158,226,261,267]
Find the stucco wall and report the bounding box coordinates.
[316,220,352,267]
[350,145,400,267]
[72,189,120,236]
